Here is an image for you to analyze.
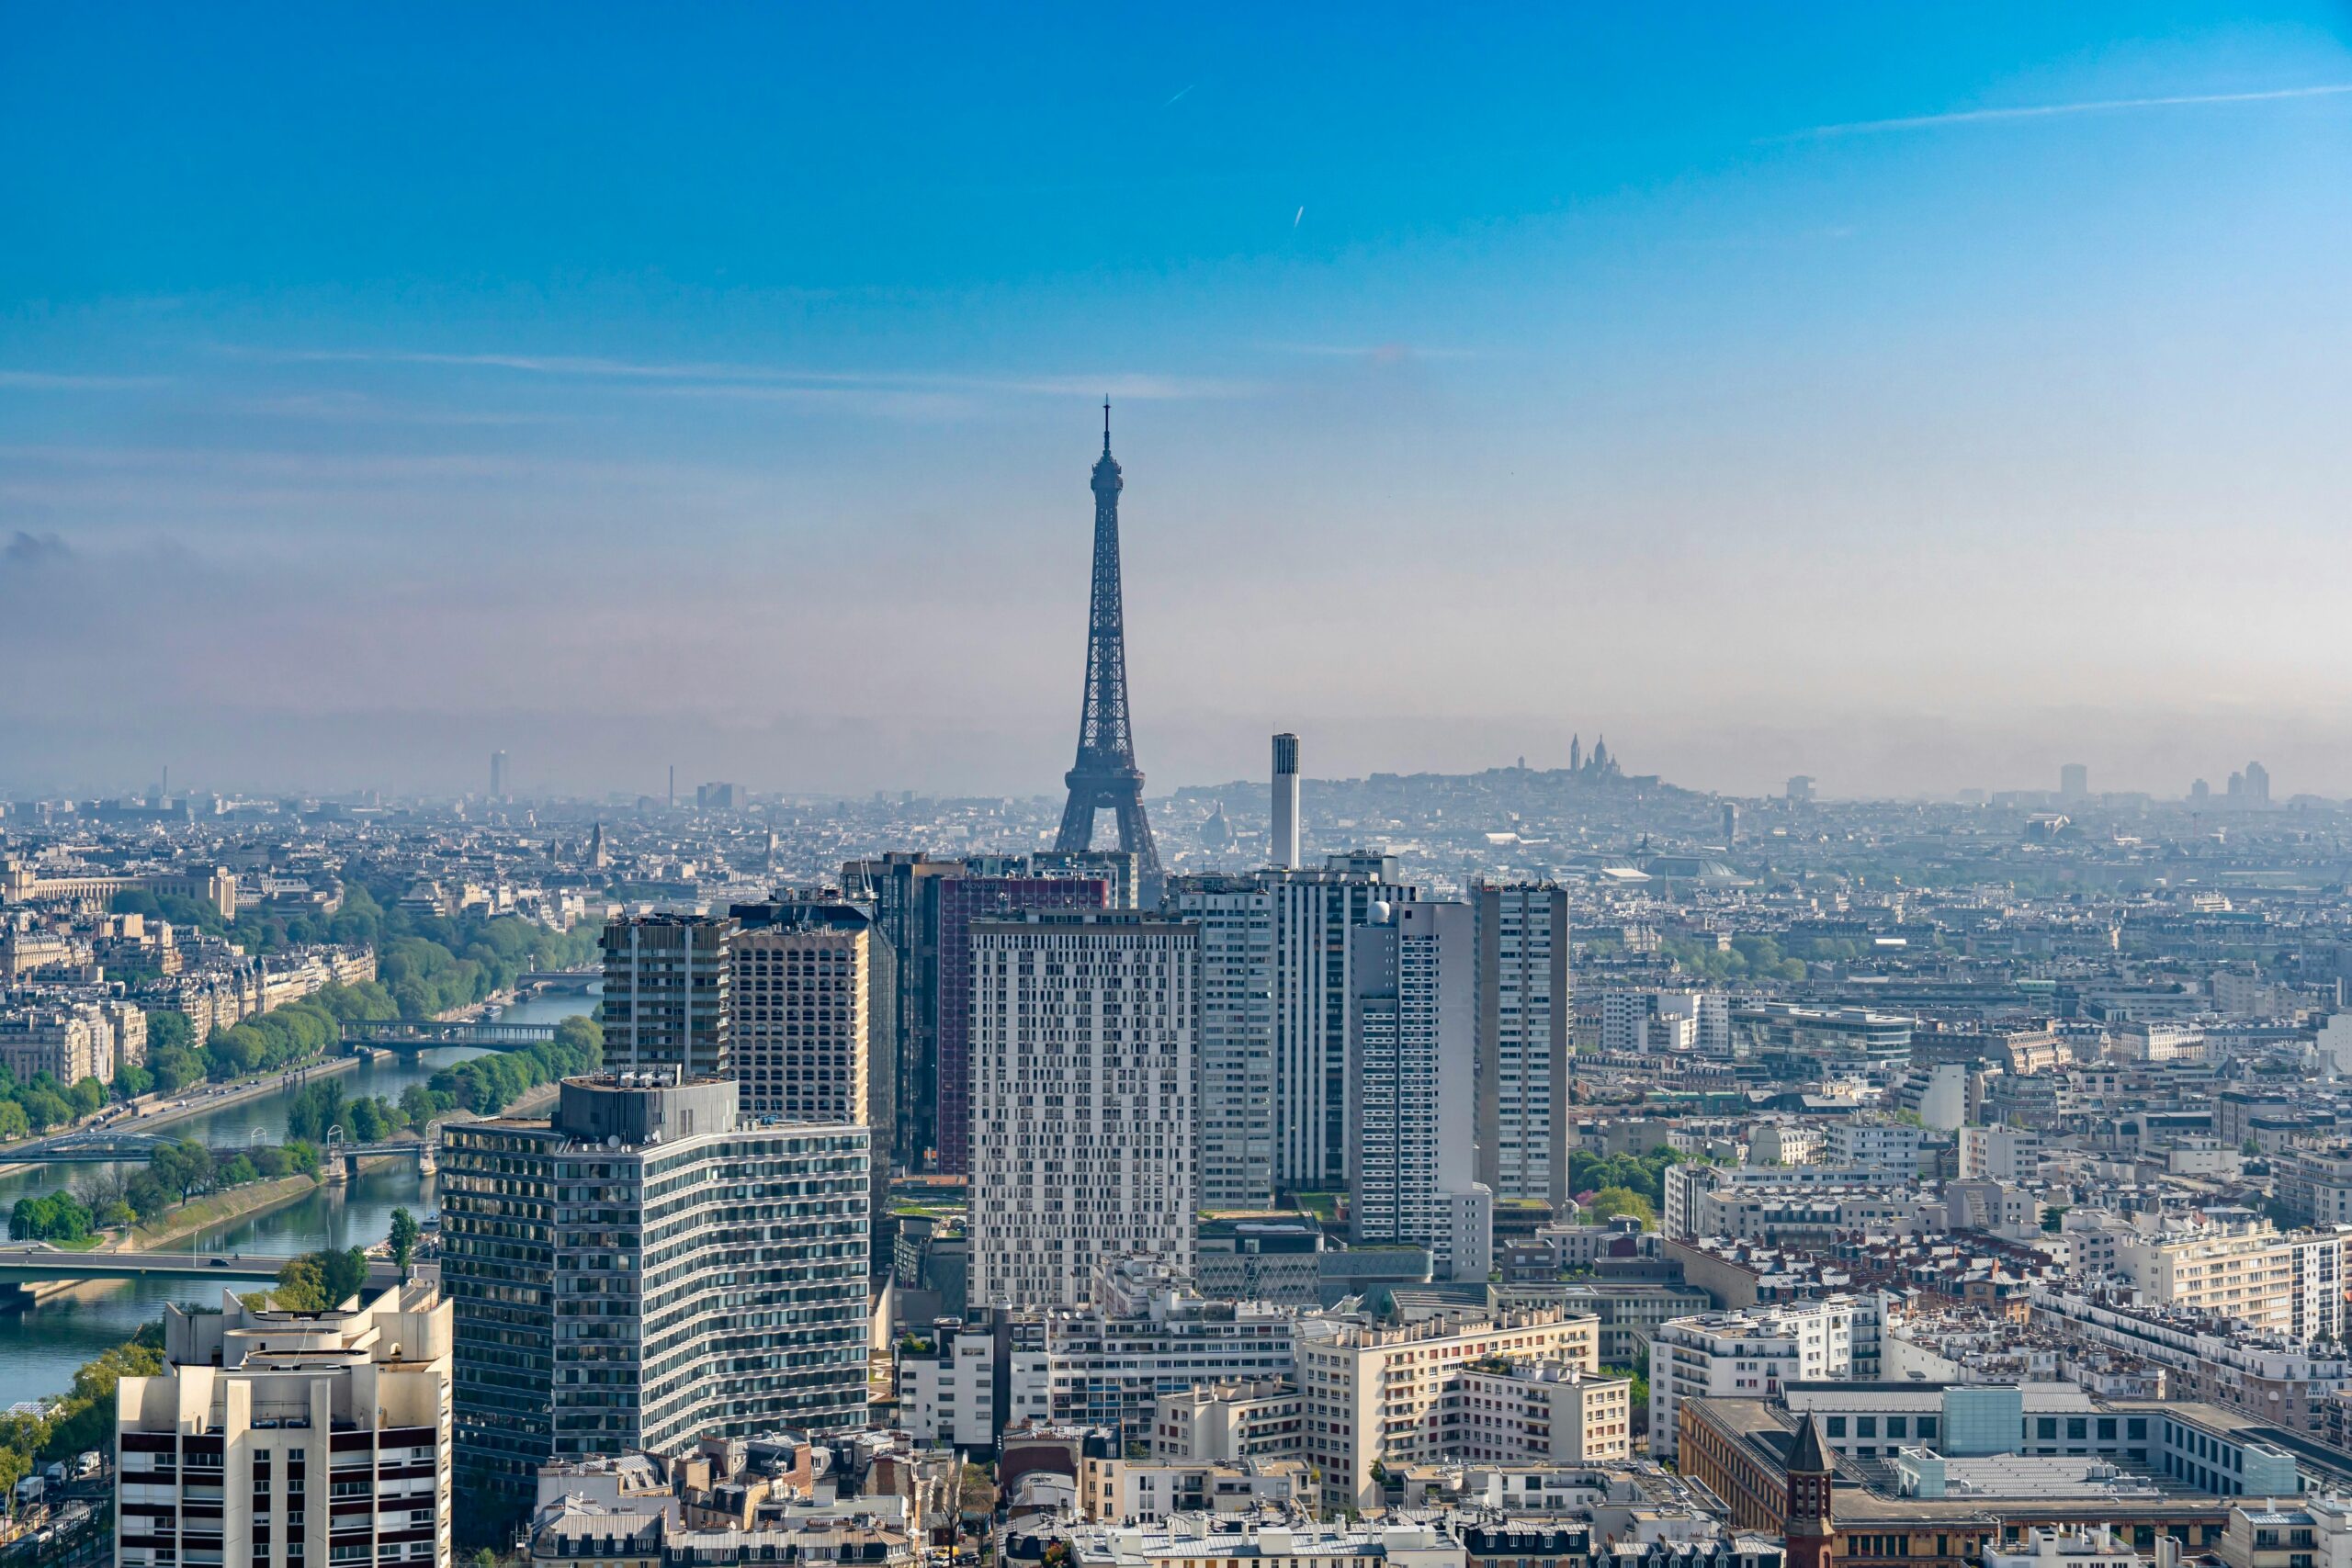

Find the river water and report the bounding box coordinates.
[0,987,594,1414]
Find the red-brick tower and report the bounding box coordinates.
[1785,1411,1838,1568]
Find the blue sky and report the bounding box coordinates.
[5,4,2350,798]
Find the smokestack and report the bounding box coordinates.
[1271,732,1301,870]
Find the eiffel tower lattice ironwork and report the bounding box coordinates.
[1054,402,1160,879]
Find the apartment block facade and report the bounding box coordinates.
[439,1076,870,1514]
[116,1281,454,1568]
[967,911,1198,1309]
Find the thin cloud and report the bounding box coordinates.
[235,391,559,427]
[1787,81,2352,139]
[0,369,166,391]
[1267,342,1482,363]
[235,346,1259,403]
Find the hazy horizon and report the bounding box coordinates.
[7,6,2350,803]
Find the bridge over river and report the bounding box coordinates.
[6,1131,432,1169]
[0,1247,293,1282]
[339,1020,558,1054]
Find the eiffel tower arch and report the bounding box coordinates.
[1055,403,1161,884]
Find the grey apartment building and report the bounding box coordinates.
[439,1075,869,1514]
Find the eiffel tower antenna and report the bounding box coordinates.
[1054,403,1161,882]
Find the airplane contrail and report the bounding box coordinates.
[1789,81,2352,138]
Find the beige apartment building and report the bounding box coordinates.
[1445,1362,1631,1466]
[1295,1310,1600,1512]
[0,998,145,1086]
[116,1281,454,1568]
[729,897,882,1127]
[2111,1218,2348,1341]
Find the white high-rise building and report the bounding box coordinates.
[969,911,1201,1308]
[1600,988,1731,1056]
[1270,853,1418,1195]
[1474,883,1570,1204]
[1349,899,1490,1280]
[117,1280,455,1568]
[1165,875,1276,1209]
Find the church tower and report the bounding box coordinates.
[1785,1411,1837,1568]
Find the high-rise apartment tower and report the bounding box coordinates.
[117,1282,455,1568]
[441,1075,869,1515]
[1348,899,1490,1280]
[599,912,734,1079]
[968,910,1199,1308]
[1474,882,1571,1205]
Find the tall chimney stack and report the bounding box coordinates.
[1271,733,1301,870]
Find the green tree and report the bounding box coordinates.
[274,1254,328,1311]
[1586,1186,1657,1229]
[153,1139,215,1202]
[125,1172,173,1223]
[65,1077,106,1118]
[143,1010,194,1055]
[400,1083,440,1130]
[389,1207,421,1279]
[321,1246,370,1307]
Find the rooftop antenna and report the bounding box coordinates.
[1102,396,1111,454]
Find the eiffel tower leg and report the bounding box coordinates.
[1056,787,1099,853]
[1112,786,1159,875]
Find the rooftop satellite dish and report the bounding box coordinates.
[607,1134,621,1149]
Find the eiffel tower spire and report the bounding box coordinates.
[1055,403,1160,880]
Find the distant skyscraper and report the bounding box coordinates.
[968,910,1199,1308]
[1054,404,1161,886]
[2060,762,2088,800]
[2245,760,2272,808]
[490,748,508,799]
[933,872,1109,1175]
[442,1075,870,1513]
[695,781,748,811]
[729,896,883,1129]
[1166,874,1276,1208]
[1348,899,1489,1280]
[1474,882,1570,1206]
[1721,801,1739,846]
[2190,778,2211,807]
[1271,732,1301,870]
[1270,852,1418,1195]
[600,912,734,1079]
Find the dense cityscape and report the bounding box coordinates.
[9,8,2351,1568]
[2,407,2352,1568]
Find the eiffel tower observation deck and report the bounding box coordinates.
[1054,402,1161,884]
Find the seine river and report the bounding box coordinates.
[0,987,594,1414]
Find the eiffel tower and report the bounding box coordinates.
[1054,402,1161,881]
